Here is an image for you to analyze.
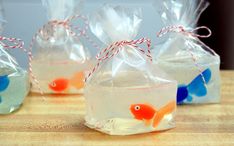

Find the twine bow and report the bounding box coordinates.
[157,25,215,85]
[0,36,25,50]
[157,25,211,38]
[30,14,99,49]
[85,37,152,82]
[0,36,29,70]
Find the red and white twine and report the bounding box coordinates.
[0,36,25,51]
[157,25,214,85]
[85,37,152,82]
[29,14,99,55]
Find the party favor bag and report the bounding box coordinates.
[0,36,30,114]
[84,5,177,135]
[154,0,221,104]
[30,0,93,94]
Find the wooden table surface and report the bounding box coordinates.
[0,71,234,146]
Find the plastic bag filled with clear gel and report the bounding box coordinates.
[0,37,30,114]
[84,5,177,135]
[30,0,93,94]
[153,0,221,104]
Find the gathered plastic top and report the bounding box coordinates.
[42,0,83,20]
[89,5,142,44]
[85,5,154,82]
[0,46,19,74]
[153,0,219,67]
[155,0,209,28]
[0,36,25,75]
[0,11,19,74]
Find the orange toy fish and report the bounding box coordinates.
[130,101,176,128]
[48,71,85,93]
[49,78,70,92]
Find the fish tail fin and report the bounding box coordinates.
[152,101,176,128]
[70,71,85,89]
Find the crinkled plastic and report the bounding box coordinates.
[153,0,221,104]
[84,5,177,135]
[31,0,93,94]
[0,18,30,114]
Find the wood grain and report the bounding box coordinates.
[0,71,234,146]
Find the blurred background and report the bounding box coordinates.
[0,0,233,69]
[199,0,234,69]
[0,0,162,69]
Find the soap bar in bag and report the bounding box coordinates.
[30,0,93,94]
[153,0,221,104]
[84,5,177,135]
[0,43,29,114]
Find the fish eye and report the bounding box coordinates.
[50,82,56,87]
[134,105,140,111]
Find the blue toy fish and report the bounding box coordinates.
[0,75,10,104]
[0,75,10,92]
[177,68,212,104]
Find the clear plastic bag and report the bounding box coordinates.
[84,5,177,135]
[0,35,30,114]
[153,0,221,104]
[30,0,93,94]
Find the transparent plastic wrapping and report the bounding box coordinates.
[31,0,93,94]
[0,35,29,114]
[84,5,177,135]
[153,0,221,104]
